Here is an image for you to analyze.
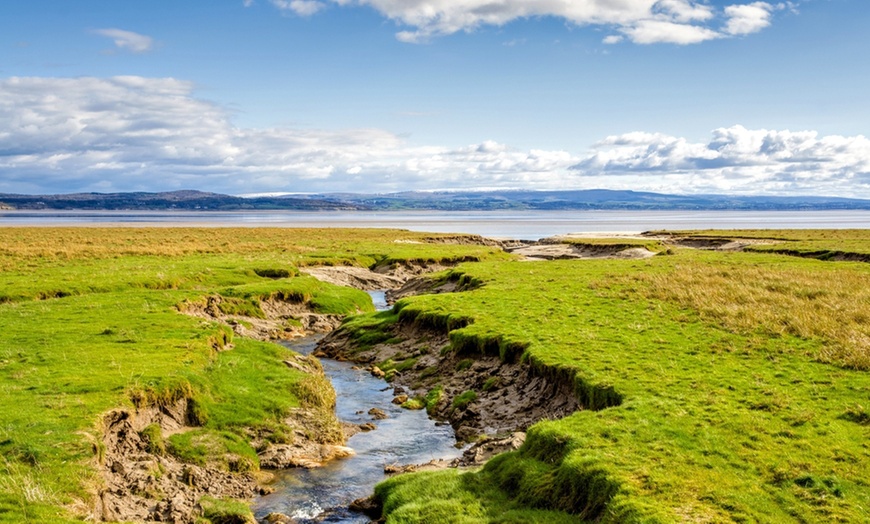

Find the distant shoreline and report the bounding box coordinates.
[2,209,868,241]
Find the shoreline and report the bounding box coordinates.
[2,210,868,242]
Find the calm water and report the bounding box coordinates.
[253,291,462,523]
[2,210,868,240]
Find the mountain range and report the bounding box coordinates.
[1,189,869,211]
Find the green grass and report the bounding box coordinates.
[424,385,444,414]
[375,468,582,524]
[0,227,500,523]
[452,390,478,411]
[198,495,256,524]
[167,430,259,473]
[561,238,668,252]
[653,229,870,257]
[373,239,870,523]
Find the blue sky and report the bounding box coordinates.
[1,0,868,197]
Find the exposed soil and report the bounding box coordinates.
[94,232,604,523]
[96,369,361,523]
[506,241,657,260]
[97,294,367,523]
[178,295,343,341]
[302,266,405,291]
[317,320,580,444]
[642,232,781,251]
[96,402,257,524]
[302,260,459,293]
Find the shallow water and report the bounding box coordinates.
[4,209,868,240]
[252,291,462,522]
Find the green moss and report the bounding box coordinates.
[455,358,474,371]
[217,296,266,319]
[252,267,296,279]
[139,424,166,456]
[452,390,477,410]
[198,496,256,524]
[167,430,259,472]
[424,386,443,415]
[482,377,500,391]
[401,398,425,410]
[380,356,419,374]
[340,310,400,350]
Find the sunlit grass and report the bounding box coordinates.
[612,251,870,369]
[373,236,870,523]
[0,227,500,522]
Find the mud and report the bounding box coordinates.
[96,402,257,524]
[507,241,657,260]
[98,293,363,523]
[178,295,343,341]
[317,320,580,444]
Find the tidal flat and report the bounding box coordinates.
[0,227,868,523]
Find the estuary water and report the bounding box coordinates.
[252,291,463,523]
[2,209,868,240]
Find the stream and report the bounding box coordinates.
[252,291,463,523]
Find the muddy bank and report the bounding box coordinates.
[253,334,464,523]
[503,235,661,260]
[95,369,357,523]
[95,401,258,523]
[302,261,454,292]
[507,242,658,260]
[317,319,580,444]
[648,232,870,263]
[641,232,781,251]
[97,295,361,523]
[178,294,343,341]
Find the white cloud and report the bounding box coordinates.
[571,125,870,195]
[621,20,722,45]
[724,2,778,35]
[270,0,327,16]
[269,0,786,45]
[654,0,715,23]
[92,29,154,53]
[0,76,867,197]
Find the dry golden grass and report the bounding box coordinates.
[0,227,501,272]
[622,259,870,369]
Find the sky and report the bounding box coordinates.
[1,0,869,197]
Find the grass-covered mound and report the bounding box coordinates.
[651,228,870,259]
[374,234,870,523]
[0,227,503,523]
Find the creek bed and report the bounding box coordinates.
[252,291,463,523]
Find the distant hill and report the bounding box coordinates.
[0,190,364,211]
[1,189,869,211]
[304,189,870,211]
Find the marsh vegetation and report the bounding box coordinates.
[1,227,868,523]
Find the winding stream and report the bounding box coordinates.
[252,291,463,523]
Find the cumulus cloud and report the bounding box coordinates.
[268,0,786,45]
[0,76,867,197]
[622,20,722,45]
[0,76,575,194]
[92,29,154,53]
[571,125,870,195]
[724,2,778,35]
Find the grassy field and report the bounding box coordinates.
[370,233,870,523]
[0,228,503,523]
[651,228,870,257]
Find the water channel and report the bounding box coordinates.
[252,291,463,522]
